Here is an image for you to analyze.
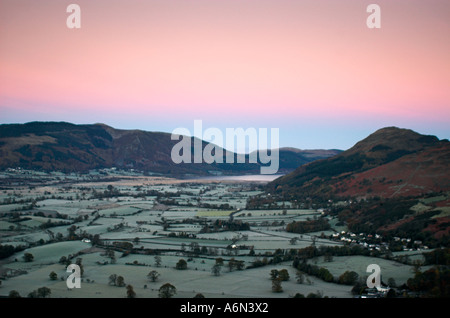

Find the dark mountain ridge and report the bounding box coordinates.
[266,127,449,244]
[268,126,450,199]
[0,121,340,176]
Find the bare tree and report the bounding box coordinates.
[116,275,125,287]
[108,274,118,286]
[147,270,160,282]
[211,264,222,276]
[154,255,162,267]
[126,285,136,298]
[272,278,283,293]
[159,283,177,298]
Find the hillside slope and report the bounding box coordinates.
[0,122,339,175]
[268,127,450,199]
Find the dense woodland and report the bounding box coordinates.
[286,218,330,234]
[328,196,449,248]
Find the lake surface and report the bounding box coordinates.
[198,174,284,182]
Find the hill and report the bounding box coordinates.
[266,127,449,245]
[0,122,339,176]
[268,127,450,199]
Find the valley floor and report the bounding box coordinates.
[0,170,422,298]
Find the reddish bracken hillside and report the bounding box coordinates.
[268,127,449,243]
[334,142,450,199]
[269,126,449,200]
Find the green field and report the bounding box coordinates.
[195,210,235,217]
[0,171,426,298]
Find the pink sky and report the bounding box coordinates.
[1,0,449,149]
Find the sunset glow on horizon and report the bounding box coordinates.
[1,0,449,150]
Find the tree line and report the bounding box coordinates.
[286,217,330,234]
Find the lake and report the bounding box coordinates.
[198,174,284,182]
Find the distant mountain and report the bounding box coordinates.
[276,148,341,171]
[268,127,450,199]
[0,122,339,176]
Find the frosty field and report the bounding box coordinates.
[0,170,419,298]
